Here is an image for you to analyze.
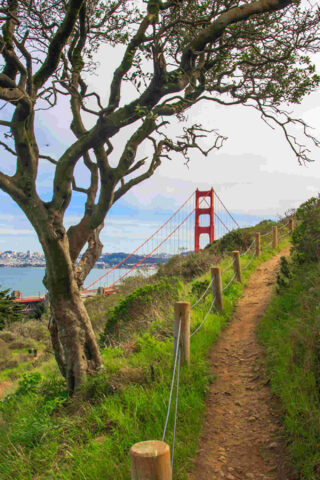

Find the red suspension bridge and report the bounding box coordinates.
[14,188,240,304]
[82,187,239,297]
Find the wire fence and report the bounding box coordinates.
[135,218,293,478]
[240,238,255,257]
[162,318,182,443]
[222,258,234,274]
[191,278,213,310]
[190,298,215,338]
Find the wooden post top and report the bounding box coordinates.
[174,301,190,315]
[130,440,170,458]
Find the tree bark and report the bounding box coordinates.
[48,285,103,395]
[41,228,104,396]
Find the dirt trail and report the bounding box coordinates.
[188,246,295,480]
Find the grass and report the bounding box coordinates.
[0,231,291,480]
[258,260,320,479]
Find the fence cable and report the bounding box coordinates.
[191,278,213,310]
[162,318,181,442]
[222,258,234,274]
[223,272,236,292]
[278,221,290,231]
[266,236,274,248]
[164,221,291,447]
[190,298,215,338]
[189,221,290,312]
[171,347,181,472]
[240,239,255,257]
[260,229,273,237]
[242,250,256,272]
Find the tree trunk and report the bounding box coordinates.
[48,286,103,395]
[41,233,104,396]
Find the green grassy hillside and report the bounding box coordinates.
[0,220,291,480]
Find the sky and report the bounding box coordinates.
[0,15,320,254]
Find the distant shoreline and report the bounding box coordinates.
[0,264,45,268]
[0,265,157,297]
[0,263,158,269]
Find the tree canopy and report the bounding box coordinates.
[0,0,319,273]
[1,0,320,393]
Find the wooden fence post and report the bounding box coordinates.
[211,266,223,312]
[289,218,294,233]
[272,226,278,248]
[255,233,261,257]
[130,440,172,480]
[232,251,242,283]
[174,302,190,366]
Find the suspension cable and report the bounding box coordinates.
[215,212,231,233]
[214,191,240,228]
[84,192,195,291]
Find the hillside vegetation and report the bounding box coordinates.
[0,218,291,479]
[259,195,320,479]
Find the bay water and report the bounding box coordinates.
[0,266,154,297]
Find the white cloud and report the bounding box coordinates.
[0,228,34,235]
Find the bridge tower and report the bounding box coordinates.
[194,188,215,252]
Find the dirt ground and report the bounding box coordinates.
[188,246,296,480]
[0,380,13,399]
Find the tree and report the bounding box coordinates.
[0,0,320,394]
[0,288,23,330]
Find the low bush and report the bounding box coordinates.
[100,277,181,346]
[191,278,210,298]
[157,248,220,281]
[275,256,292,294]
[213,228,253,254]
[85,273,159,333]
[292,195,320,264]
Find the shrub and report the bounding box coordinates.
[214,228,253,254]
[191,278,210,297]
[292,195,320,264]
[276,256,292,294]
[157,248,220,281]
[86,273,157,333]
[0,340,12,369]
[100,278,180,345]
